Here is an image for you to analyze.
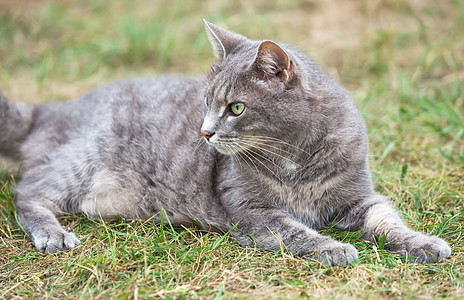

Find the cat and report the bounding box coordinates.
[0,20,451,266]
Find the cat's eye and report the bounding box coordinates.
[230,102,246,116]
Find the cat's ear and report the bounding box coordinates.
[204,20,245,60]
[251,41,294,84]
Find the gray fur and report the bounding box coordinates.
[0,21,451,265]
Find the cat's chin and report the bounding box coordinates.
[210,144,239,155]
[207,141,242,155]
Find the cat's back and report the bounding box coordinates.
[21,76,205,167]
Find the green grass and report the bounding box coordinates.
[1,0,463,298]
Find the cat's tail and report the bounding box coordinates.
[0,93,35,160]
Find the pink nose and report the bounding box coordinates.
[201,130,215,141]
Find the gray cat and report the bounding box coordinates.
[0,21,451,266]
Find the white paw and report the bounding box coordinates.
[33,228,81,253]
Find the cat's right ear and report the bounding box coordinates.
[204,20,245,60]
[251,41,294,85]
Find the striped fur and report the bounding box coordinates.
[0,21,450,265]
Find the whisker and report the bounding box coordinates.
[213,136,301,170]
[240,146,283,183]
[235,143,284,177]
[219,137,292,158]
[242,135,310,156]
[250,135,321,164]
[241,137,301,159]
[234,143,261,175]
[193,137,206,153]
[212,137,294,183]
[227,143,244,171]
[239,140,302,168]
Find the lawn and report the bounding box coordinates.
[1,0,463,298]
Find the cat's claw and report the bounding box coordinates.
[32,228,81,253]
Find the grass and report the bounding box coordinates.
[1,0,463,298]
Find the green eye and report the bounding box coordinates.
[231,102,246,116]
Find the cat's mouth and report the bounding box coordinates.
[208,135,279,157]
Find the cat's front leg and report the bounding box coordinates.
[338,194,451,263]
[16,198,81,253]
[15,171,81,253]
[227,208,358,266]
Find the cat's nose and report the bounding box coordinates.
[201,129,215,141]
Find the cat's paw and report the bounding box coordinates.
[32,228,81,253]
[307,242,358,266]
[388,234,451,263]
[406,235,451,263]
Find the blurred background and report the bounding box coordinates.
[1,1,461,98]
[1,0,463,190]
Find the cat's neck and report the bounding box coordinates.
[226,137,313,185]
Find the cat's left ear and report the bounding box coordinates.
[204,20,245,60]
[251,41,294,85]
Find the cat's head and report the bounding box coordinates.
[201,21,324,158]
